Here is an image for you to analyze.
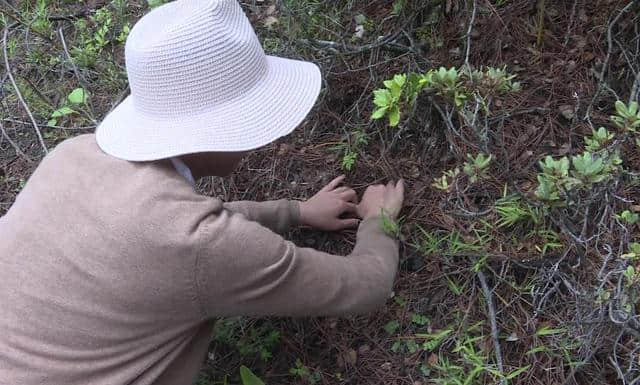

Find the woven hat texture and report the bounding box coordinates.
[96,0,321,161]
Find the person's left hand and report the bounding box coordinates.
[299,175,360,231]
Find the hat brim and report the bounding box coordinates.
[96,56,321,161]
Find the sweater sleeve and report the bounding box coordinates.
[222,200,300,234]
[194,210,398,318]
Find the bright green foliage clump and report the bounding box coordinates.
[622,242,640,260]
[432,168,460,192]
[71,7,130,67]
[371,74,410,126]
[534,101,637,204]
[425,67,467,108]
[611,101,640,132]
[430,153,492,190]
[495,195,541,228]
[48,88,90,126]
[371,66,520,127]
[32,0,52,36]
[332,128,369,171]
[535,151,621,203]
[584,127,614,152]
[617,210,639,225]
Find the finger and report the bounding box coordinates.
[342,201,358,213]
[339,189,357,202]
[322,175,346,192]
[333,186,351,194]
[396,179,405,196]
[338,218,360,229]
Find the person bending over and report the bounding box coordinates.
[0,1,405,384]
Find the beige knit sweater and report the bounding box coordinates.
[0,134,398,385]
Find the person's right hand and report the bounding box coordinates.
[357,180,405,220]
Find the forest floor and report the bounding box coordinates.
[2,0,640,384]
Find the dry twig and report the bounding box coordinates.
[464,0,477,68]
[585,1,636,121]
[57,27,96,123]
[477,270,506,385]
[2,28,47,154]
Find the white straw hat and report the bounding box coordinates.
[96,0,321,161]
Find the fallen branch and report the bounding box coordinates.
[2,28,47,154]
[585,1,635,121]
[477,270,506,385]
[630,69,640,105]
[57,27,97,123]
[464,0,477,67]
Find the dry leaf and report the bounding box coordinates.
[559,105,575,120]
[263,16,279,29]
[265,4,276,15]
[345,349,358,365]
[427,353,438,366]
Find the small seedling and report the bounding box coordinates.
[495,195,541,228]
[584,127,614,152]
[624,265,638,288]
[416,329,452,352]
[411,313,429,326]
[571,152,608,184]
[371,74,406,126]
[48,88,90,126]
[617,210,639,225]
[432,168,460,192]
[463,153,492,183]
[289,358,311,379]
[611,101,640,132]
[622,242,640,260]
[384,320,401,335]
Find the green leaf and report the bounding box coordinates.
[388,105,400,126]
[535,326,565,336]
[625,266,636,282]
[506,365,531,379]
[411,314,429,326]
[406,339,418,353]
[629,101,639,116]
[526,346,549,355]
[373,89,392,107]
[47,118,57,126]
[240,366,265,385]
[384,320,400,335]
[615,100,629,118]
[371,107,387,120]
[393,74,406,88]
[68,88,89,105]
[51,106,75,118]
